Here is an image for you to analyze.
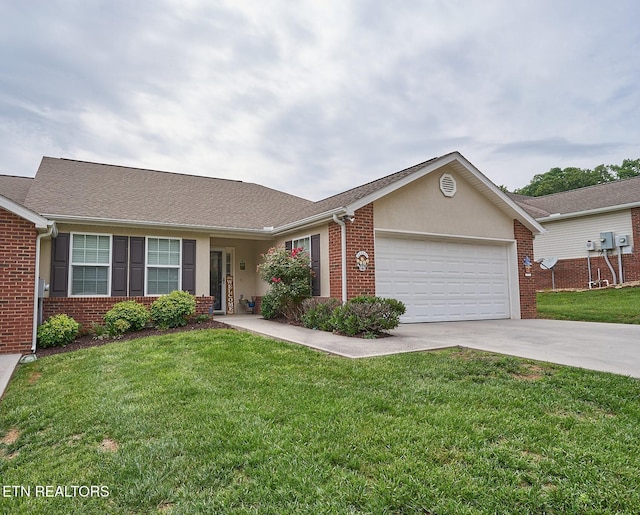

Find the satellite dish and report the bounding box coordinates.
[538,257,558,270]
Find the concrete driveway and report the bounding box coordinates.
[221,316,640,379]
[393,319,640,379]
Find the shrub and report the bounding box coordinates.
[258,293,278,320]
[150,290,196,329]
[37,314,80,348]
[256,246,313,320]
[300,297,341,331]
[104,300,150,336]
[330,296,406,337]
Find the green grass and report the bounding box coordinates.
[1,329,639,514]
[537,286,640,324]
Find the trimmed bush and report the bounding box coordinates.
[258,293,279,321]
[37,314,80,348]
[300,297,341,331]
[104,300,150,336]
[150,290,196,329]
[330,296,406,337]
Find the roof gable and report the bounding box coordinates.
[286,152,544,234]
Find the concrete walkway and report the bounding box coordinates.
[220,316,640,379]
[0,354,22,399]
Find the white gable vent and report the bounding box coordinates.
[439,173,457,197]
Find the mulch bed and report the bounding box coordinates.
[36,319,234,358]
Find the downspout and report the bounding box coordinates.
[332,214,348,303]
[32,223,57,353]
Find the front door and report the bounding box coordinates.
[210,250,224,312]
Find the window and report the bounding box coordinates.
[147,237,181,295]
[292,236,311,255]
[70,234,111,295]
[289,234,321,296]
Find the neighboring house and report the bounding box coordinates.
[0,151,543,355]
[514,177,640,290]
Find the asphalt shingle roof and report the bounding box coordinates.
[2,152,550,231]
[0,175,33,204]
[14,156,444,230]
[23,158,314,230]
[511,176,640,218]
[292,157,440,221]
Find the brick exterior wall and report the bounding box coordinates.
[0,208,38,354]
[535,254,640,290]
[43,295,216,333]
[514,220,537,319]
[329,204,376,300]
[535,207,640,290]
[329,206,539,320]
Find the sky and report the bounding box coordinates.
[1,1,639,201]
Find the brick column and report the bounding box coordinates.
[0,208,38,354]
[626,207,640,282]
[329,203,376,300]
[514,220,537,319]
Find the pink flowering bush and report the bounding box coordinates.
[257,246,313,319]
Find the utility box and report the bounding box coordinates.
[586,240,596,251]
[615,234,630,247]
[600,232,615,250]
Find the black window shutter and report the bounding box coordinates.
[285,240,292,251]
[311,234,321,296]
[182,239,196,294]
[129,237,145,296]
[111,236,129,296]
[50,233,70,297]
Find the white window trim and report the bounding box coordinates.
[145,236,182,296]
[292,235,312,259]
[69,232,112,297]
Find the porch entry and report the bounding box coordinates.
[210,248,235,313]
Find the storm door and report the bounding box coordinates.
[210,250,224,312]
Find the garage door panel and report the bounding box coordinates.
[376,235,511,323]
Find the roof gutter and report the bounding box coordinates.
[42,214,275,238]
[272,207,347,235]
[535,201,640,223]
[32,222,58,353]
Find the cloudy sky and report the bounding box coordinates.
[1,1,639,200]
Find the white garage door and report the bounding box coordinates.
[376,235,511,323]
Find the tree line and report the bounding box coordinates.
[510,158,640,197]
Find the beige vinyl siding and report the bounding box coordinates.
[274,224,329,297]
[534,210,633,259]
[41,225,211,297]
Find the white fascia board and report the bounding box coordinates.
[272,207,347,235]
[45,214,275,239]
[346,153,460,214]
[452,153,547,235]
[343,152,546,235]
[0,194,52,230]
[536,202,640,223]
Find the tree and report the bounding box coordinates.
[513,158,639,197]
[611,159,640,180]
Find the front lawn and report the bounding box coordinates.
[537,286,640,324]
[1,330,639,514]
